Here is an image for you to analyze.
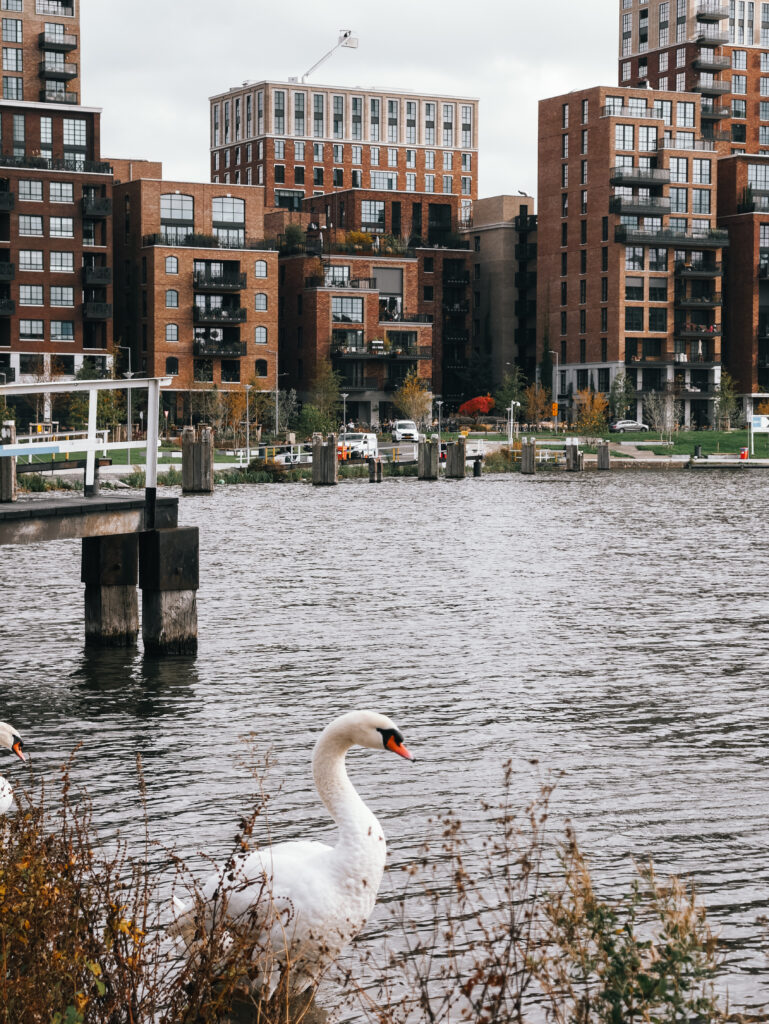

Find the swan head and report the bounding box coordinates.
[323,711,415,761]
[0,722,27,763]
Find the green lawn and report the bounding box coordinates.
[460,429,766,458]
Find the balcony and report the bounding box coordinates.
[378,312,433,324]
[332,341,431,359]
[692,77,731,95]
[675,293,722,308]
[443,272,470,285]
[738,195,769,213]
[303,275,377,289]
[193,339,247,358]
[0,263,14,282]
[514,214,537,231]
[193,270,247,291]
[695,2,729,19]
[675,260,722,277]
[38,31,77,50]
[339,378,382,393]
[192,306,246,325]
[444,328,469,342]
[83,302,112,320]
[609,195,671,216]
[39,60,77,80]
[615,226,729,248]
[0,300,14,316]
[443,301,470,314]
[81,196,112,218]
[0,154,110,174]
[609,165,670,186]
[600,105,664,120]
[0,190,14,212]
[0,366,15,381]
[82,266,111,286]
[39,88,78,104]
[700,103,730,119]
[693,54,730,71]
[657,137,715,151]
[675,322,721,338]
[515,242,537,260]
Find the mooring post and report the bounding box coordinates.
[0,421,17,503]
[182,426,214,494]
[312,434,338,486]
[368,457,383,483]
[445,439,467,479]
[473,456,482,477]
[139,527,199,655]
[81,534,139,647]
[418,439,439,480]
[521,438,536,475]
[597,442,610,471]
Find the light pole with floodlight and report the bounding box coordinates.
[245,383,252,465]
[508,400,521,443]
[549,349,560,433]
[436,398,443,467]
[341,392,349,434]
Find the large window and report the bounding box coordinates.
[50,216,73,237]
[63,118,86,147]
[166,324,178,342]
[19,215,43,235]
[20,319,44,339]
[2,18,21,42]
[361,200,385,233]
[49,181,73,203]
[165,256,178,274]
[254,293,268,311]
[160,193,194,221]
[50,286,73,306]
[332,296,364,323]
[369,171,397,191]
[166,289,178,308]
[254,260,267,278]
[255,326,267,344]
[255,359,268,377]
[19,285,43,305]
[165,357,179,376]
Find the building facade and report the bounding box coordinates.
[208,81,478,224]
[538,84,727,426]
[112,178,278,421]
[2,0,80,107]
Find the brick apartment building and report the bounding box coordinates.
[279,251,433,426]
[112,179,278,421]
[716,152,769,399]
[538,85,727,426]
[208,80,478,225]
[461,195,539,385]
[3,0,81,106]
[618,0,769,154]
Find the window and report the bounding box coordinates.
[733,49,747,69]
[625,245,644,271]
[670,187,688,213]
[50,216,73,237]
[49,321,73,342]
[165,256,178,274]
[669,156,688,182]
[19,285,43,305]
[625,308,644,331]
[370,170,397,190]
[160,193,193,221]
[50,286,73,306]
[18,180,42,202]
[649,308,667,332]
[443,175,453,194]
[2,18,21,42]
[165,357,179,376]
[50,251,73,272]
[274,139,285,160]
[361,200,385,232]
[20,319,44,339]
[406,172,416,192]
[332,296,364,323]
[166,289,178,308]
[733,99,747,118]
[2,46,20,71]
[49,181,73,203]
[63,118,86,148]
[625,277,644,301]
[254,293,267,311]
[254,326,267,344]
[425,174,434,193]
[314,167,324,185]
[649,278,667,301]
[313,93,324,137]
[1,1,22,10]
[19,215,43,235]
[254,260,267,278]
[692,189,711,215]
[165,324,178,342]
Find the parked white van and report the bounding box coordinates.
[337,432,379,459]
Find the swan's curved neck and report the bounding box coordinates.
[312,730,380,845]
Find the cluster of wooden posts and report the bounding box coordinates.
[309,435,482,486]
[520,439,610,475]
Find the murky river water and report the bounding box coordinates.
[2,471,768,1013]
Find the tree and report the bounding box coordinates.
[494,365,527,421]
[393,370,432,426]
[309,357,342,428]
[575,389,609,439]
[522,383,551,426]
[279,388,299,433]
[643,390,680,438]
[714,370,739,430]
[609,372,636,420]
[458,395,495,419]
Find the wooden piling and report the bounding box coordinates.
[182,426,215,494]
[597,442,610,470]
[445,439,467,479]
[81,534,139,647]
[0,421,16,503]
[565,440,583,472]
[139,527,199,655]
[521,439,536,475]
[418,440,439,480]
[368,457,383,483]
[312,434,338,486]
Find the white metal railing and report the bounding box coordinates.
[0,377,170,496]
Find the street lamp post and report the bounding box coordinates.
[549,349,560,433]
[164,409,169,441]
[436,398,443,468]
[245,383,252,465]
[116,344,133,469]
[508,400,521,444]
[139,410,144,439]
[341,392,349,434]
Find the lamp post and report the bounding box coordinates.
[139,410,144,440]
[341,392,349,434]
[116,344,133,469]
[549,348,560,433]
[436,398,443,467]
[508,400,521,443]
[245,383,252,465]
[164,409,169,441]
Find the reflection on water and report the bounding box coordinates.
[2,472,769,1011]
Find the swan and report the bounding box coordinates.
[171,710,415,996]
[0,722,28,814]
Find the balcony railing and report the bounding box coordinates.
[83,302,112,320]
[379,312,433,324]
[39,88,78,104]
[443,301,470,314]
[515,243,537,260]
[692,29,730,44]
[142,232,275,251]
[193,271,247,291]
[700,103,730,119]
[675,260,722,276]
[0,191,14,212]
[675,322,721,337]
[81,196,112,218]
[739,196,769,213]
[609,196,671,215]
[0,263,14,282]
[443,272,470,285]
[615,226,729,248]
[514,214,537,231]
[332,342,431,359]
[193,339,247,358]
[38,60,77,79]
[0,300,15,316]
[192,306,247,324]
[693,54,730,71]
[675,293,722,307]
[692,77,731,94]
[609,165,670,185]
[38,31,77,50]
[82,266,111,286]
[303,275,377,289]
[0,366,15,381]
[657,137,715,151]
[0,154,110,174]
[600,105,665,120]
[695,2,729,19]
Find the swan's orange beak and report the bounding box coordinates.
[386,735,415,761]
[12,741,27,763]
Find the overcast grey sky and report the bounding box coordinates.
[81,0,618,200]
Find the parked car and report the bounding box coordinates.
[609,419,650,433]
[391,420,419,442]
[337,432,378,459]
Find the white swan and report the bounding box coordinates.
[0,722,28,814]
[172,710,415,996]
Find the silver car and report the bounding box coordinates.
[609,419,650,433]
